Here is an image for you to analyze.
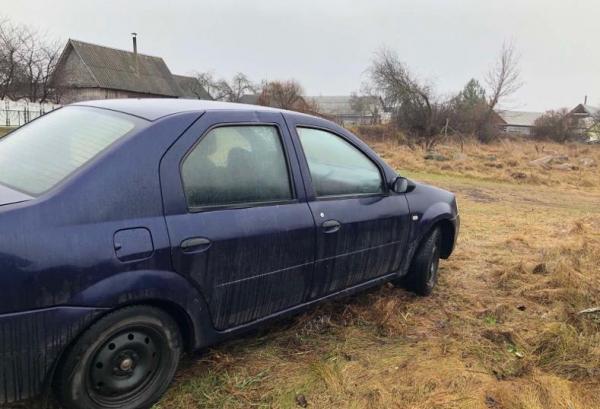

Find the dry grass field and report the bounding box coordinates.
[155,139,600,409]
[0,127,12,138]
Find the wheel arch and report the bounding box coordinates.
[66,269,219,350]
[417,199,458,260]
[435,218,456,259]
[51,298,198,387]
[47,278,216,402]
[409,218,448,263]
[129,298,195,351]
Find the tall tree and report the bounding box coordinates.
[449,79,488,135]
[478,42,522,142]
[457,79,486,107]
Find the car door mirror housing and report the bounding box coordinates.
[391,177,415,193]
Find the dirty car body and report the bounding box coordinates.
[0,99,459,407]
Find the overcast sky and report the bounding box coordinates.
[3,0,599,111]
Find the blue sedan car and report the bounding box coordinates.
[0,99,459,409]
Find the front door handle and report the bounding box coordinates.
[321,219,341,234]
[180,237,211,253]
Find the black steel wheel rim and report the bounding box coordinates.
[87,326,165,406]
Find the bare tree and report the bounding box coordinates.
[478,42,523,142]
[258,80,302,109]
[367,48,447,149]
[36,41,61,102]
[193,72,258,102]
[17,28,40,100]
[193,71,218,99]
[256,80,322,115]
[0,19,24,99]
[210,73,256,102]
[0,18,61,102]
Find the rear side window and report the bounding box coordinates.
[297,127,383,197]
[0,106,135,196]
[181,125,293,209]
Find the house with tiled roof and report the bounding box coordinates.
[51,39,210,103]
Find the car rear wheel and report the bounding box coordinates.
[399,227,441,296]
[54,305,182,409]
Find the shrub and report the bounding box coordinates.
[533,109,579,143]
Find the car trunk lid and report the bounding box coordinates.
[0,183,33,206]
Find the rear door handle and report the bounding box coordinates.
[321,219,341,234]
[180,237,211,253]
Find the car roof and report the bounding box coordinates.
[74,98,304,121]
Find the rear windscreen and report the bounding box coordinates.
[0,106,136,196]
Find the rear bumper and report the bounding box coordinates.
[0,306,105,404]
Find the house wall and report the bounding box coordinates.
[503,125,532,135]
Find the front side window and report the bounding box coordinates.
[181,125,293,209]
[297,127,383,197]
[0,106,136,196]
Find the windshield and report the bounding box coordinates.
[0,106,136,196]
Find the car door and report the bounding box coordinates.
[286,115,411,298]
[160,110,315,330]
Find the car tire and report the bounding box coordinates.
[400,227,441,296]
[54,305,182,409]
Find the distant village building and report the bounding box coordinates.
[494,110,543,136]
[307,96,388,126]
[51,39,210,103]
[569,103,600,141]
[236,94,389,126]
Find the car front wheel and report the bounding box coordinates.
[400,227,441,296]
[54,305,182,409]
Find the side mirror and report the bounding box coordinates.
[391,176,414,193]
